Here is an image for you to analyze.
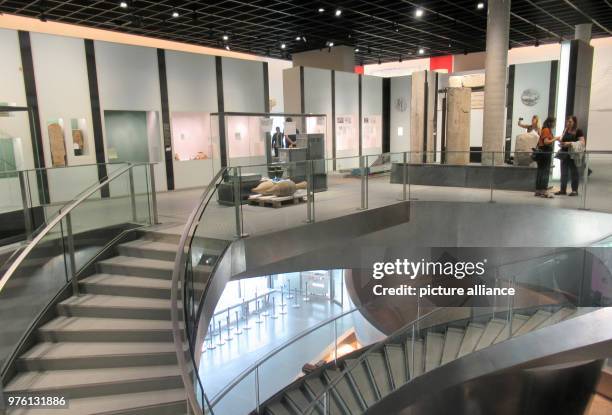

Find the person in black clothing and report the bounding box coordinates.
[271,126,283,157]
[555,115,586,196]
[534,117,556,198]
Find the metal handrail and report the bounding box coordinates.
[209,306,361,408]
[171,167,227,415]
[0,162,151,294]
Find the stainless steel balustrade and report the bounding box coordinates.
[171,149,612,415]
[0,162,158,405]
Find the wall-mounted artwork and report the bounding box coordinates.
[394,97,408,112]
[336,115,357,151]
[520,88,541,107]
[362,115,382,149]
[104,110,151,163]
[70,118,87,156]
[47,119,67,167]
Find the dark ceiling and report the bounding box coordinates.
[1,0,611,64]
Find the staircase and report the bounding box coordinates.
[264,306,590,415]
[3,229,220,415]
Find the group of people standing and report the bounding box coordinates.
[518,115,586,199]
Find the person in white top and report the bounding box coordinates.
[518,115,541,138]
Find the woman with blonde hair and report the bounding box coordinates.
[518,115,541,137]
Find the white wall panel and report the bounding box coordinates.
[94,41,166,191]
[334,71,359,169]
[165,50,217,189]
[222,57,265,112]
[362,75,383,156]
[304,67,332,158]
[266,58,292,113]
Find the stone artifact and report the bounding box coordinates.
[252,181,275,194]
[48,122,66,167]
[446,87,472,165]
[272,181,297,197]
[72,129,84,156]
[514,132,539,166]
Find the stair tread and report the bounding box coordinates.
[475,319,507,351]
[440,327,464,365]
[59,294,171,310]
[118,240,179,252]
[513,310,552,336]
[5,365,180,392]
[285,389,311,411]
[344,358,377,406]
[98,256,174,270]
[385,344,407,388]
[80,274,171,290]
[424,332,444,372]
[5,388,185,415]
[40,316,173,332]
[538,307,575,328]
[457,323,485,357]
[20,342,175,360]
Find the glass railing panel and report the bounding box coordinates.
[368,152,406,209]
[235,161,310,236]
[583,152,612,213]
[67,166,150,273]
[314,156,362,222]
[210,370,256,415]
[0,219,69,373]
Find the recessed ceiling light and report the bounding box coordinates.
[281,43,286,49]
[295,36,301,41]
[326,41,334,47]
[225,45,230,51]
[119,1,128,8]
[354,47,360,52]
[335,9,342,17]
[172,10,179,18]
[477,2,485,9]
[418,48,425,55]
[222,34,229,41]
[318,7,325,13]
[415,8,424,18]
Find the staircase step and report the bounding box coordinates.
[303,376,342,414]
[325,368,362,413]
[285,388,312,412]
[475,319,507,351]
[58,294,172,320]
[424,332,444,372]
[140,230,181,244]
[117,240,181,262]
[365,351,392,398]
[405,338,424,378]
[385,344,407,389]
[440,327,464,365]
[537,307,575,329]
[38,317,174,342]
[5,388,186,415]
[344,358,377,407]
[266,401,292,415]
[96,256,174,280]
[4,365,182,399]
[513,310,552,337]
[17,342,176,371]
[79,274,171,299]
[457,323,485,358]
[493,314,530,344]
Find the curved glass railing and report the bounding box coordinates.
[0,162,144,248]
[173,149,612,415]
[0,162,157,379]
[298,248,610,414]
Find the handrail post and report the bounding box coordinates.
[65,213,79,297]
[580,152,590,210]
[489,151,495,203]
[306,160,314,223]
[334,319,338,365]
[148,164,159,224]
[233,167,246,238]
[359,155,368,210]
[18,170,33,239]
[255,365,261,414]
[402,151,407,201]
[128,166,137,222]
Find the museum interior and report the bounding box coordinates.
[0,1,611,414]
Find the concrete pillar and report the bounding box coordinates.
[482,0,510,165]
[446,88,472,165]
[575,23,592,42]
[410,70,426,163]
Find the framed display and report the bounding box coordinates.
[170,112,212,161]
[335,115,357,151]
[47,119,67,167]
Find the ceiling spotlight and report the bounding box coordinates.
[225,45,230,51]
[335,9,342,17]
[302,35,307,42]
[172,10,179,18]
[354,47,360,52]
[415,8,424,18]
[280,43,286,49]
[418,48,425,55]
[318,7,325,13]
[295,35,301,41]
[328,41,334,47]
[476,2,485,10]
[120,1,128,8]
[222,33,229,41]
